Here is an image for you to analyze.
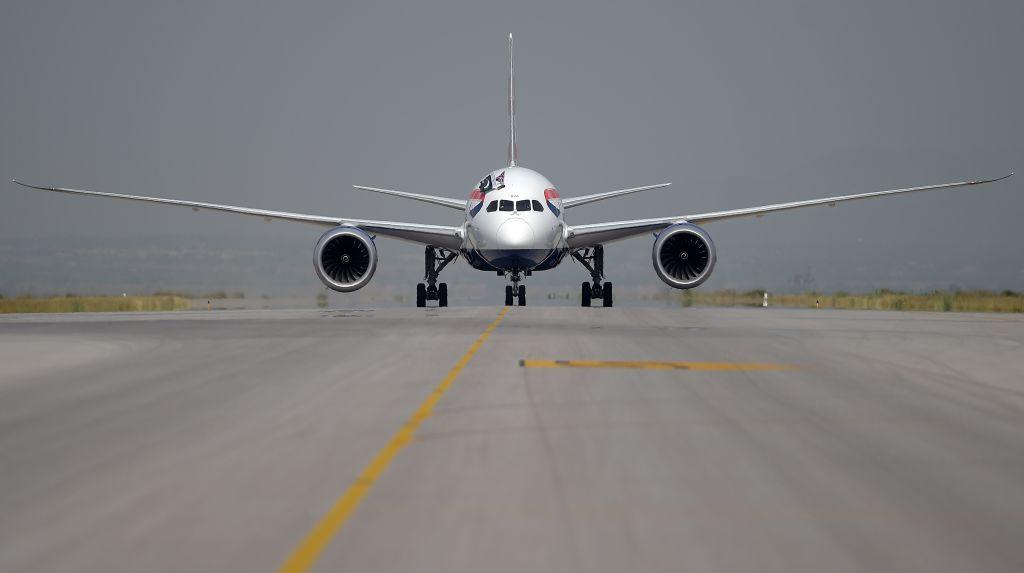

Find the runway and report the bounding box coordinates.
[1,307,1023,572]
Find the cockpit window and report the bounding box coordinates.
[532,200,544,212]
[499,200,513,212]
[486,200,498,212]
[516,199,531,212]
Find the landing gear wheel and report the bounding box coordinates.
[517,285,526,306]
[574,246,611,309]
[421,246,457,308]
[416,283,427,307]
[505,285,514,306]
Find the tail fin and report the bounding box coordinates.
[507,33,518,167]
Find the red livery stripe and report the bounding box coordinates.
[469,189,484,200]
[544,188,560,200]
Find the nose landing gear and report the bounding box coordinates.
[504,270,526,306]
[572,245,613,307]
[416,246,457,307]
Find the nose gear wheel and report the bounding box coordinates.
[504,269,527,306]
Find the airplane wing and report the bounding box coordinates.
[566,173,1012,248]
[12,180,463,250]
[561,183,671,209]
[351,185,467,210]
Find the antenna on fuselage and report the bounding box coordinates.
[507,33,518,168]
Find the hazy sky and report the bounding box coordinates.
[2,0,1021,295]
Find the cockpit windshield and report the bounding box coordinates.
[486,199,544,213]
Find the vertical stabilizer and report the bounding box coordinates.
[507,33,518,167]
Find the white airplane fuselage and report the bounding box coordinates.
[462,166,567,273]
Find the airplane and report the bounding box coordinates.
[13,35,1012,308]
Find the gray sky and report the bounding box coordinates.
[2,0,1021,297]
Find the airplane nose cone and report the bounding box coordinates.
[496,218,535,249]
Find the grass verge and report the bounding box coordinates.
[0,295,192,314]
[674,290,1024,313]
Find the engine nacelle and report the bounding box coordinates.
[314,226,377,292]
[652,223,716,289]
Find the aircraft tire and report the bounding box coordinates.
[505,285,514,306]
[518,285,526,306]
[581,282,591,307]
[603,282,613,307]
[438,283,448,307]
[416,283,427,307]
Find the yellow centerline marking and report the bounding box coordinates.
[277,307,510,573]
[519,359,796,371]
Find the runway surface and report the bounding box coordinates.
[1,307,1023,572]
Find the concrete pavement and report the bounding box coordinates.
[1,307,1022,572]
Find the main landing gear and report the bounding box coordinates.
[504,269,527,306]
[416,246,457,307]
[572,245,613,307]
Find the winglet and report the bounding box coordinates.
[12,179,41,190]
[13,179,52,191]
[969,172,1013,185]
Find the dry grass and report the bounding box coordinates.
[674,290,1024,313]
[0,295,191,314]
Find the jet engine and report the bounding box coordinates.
[652,223,716,289]
[314,226,377,292]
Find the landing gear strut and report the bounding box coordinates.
[416,246,457,307]
[572,245,613,307]
[504,269,526,306]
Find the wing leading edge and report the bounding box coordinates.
[566,173,1013,248]
[12,180,463,250]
